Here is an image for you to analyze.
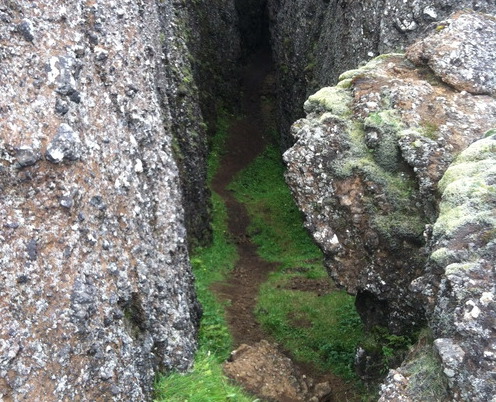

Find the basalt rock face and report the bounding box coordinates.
[0,1,202,400]
[284,11,496,400]
[186,0,242,133]
[156,1,212,248]
[267,0,496,148]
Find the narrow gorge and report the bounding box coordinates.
[1,0,495,401]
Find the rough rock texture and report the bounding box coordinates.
[155,1,212,248]
[224,340,332,402]
[407,12,496,96]
[0,1,202,400]
[378,343,450,402]
[284,11,496,401]
[186,0,242,133]
[410,135,496,401]
[284,51,496,334]
[266,0,496,147]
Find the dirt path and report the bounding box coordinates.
[210,46,277,347]
[210,48,359,401]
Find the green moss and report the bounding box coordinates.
[365,110,403,133]
[420,121,439,140]
[445,262,478,275]
[403,332,449,400]
[338,68,365,82]
[304,87,353,116]
[484,128,496,138]
[336,78,353,89]
[448,137,496,165]
[337,53,405,82]
[373,212,425,244]
[434,136,496,239]
[430,247,458,267]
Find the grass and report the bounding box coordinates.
[155,192,255,401]
[229,144,365,381]
[228,145,322,268]
[155,349,254,402]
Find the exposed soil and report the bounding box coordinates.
[210,47,358,401]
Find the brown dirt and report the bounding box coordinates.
[210,47,359,402]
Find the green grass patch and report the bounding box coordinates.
[154,349,254,402]
[256,284,363,380]
[228,145,322,269]
[229,144,364,381]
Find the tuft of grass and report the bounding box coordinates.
[192,192,237,361]
[229,143,364,382]
[256,285,363,380]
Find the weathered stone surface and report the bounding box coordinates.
[284,12,496,401]
[187,0,242,130]
[284,51,496,334]
[156,1,214,248]
[378,341,450,402]
[407,12,496,96]
[410,135,496,401]
[266,0,496,147]
[0,1,201,400]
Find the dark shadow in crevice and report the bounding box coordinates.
[234,0,271,60]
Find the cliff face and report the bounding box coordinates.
[186,0,242,132]
[284,11,496,400]
[0,1,202,400]
[267,0,496,147]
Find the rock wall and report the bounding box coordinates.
[267,0,496,147]
[186,0,242,133]
[284,11,496,400]
[0,1,202,400]
[156,1,212,248]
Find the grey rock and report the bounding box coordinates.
[411,134,496,401]
[26,238,37,261]
[266,0,496,147]
[60,196,73,209]
[45,123,82,163]
[0,1,201,400]
[17,19,34,42]
[55,98,69,115]
[284,51,496,336]
[284,17,496,398]
[15,146,41,167]
[407,12,496,96]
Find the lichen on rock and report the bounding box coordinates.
[407,12,496,96]
[411,134,496,401]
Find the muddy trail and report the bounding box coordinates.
[210,48,358,401]
[210,46,276,347]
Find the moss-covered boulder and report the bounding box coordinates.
[284,11,496,399]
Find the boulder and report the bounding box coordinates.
[284,11,496,400]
